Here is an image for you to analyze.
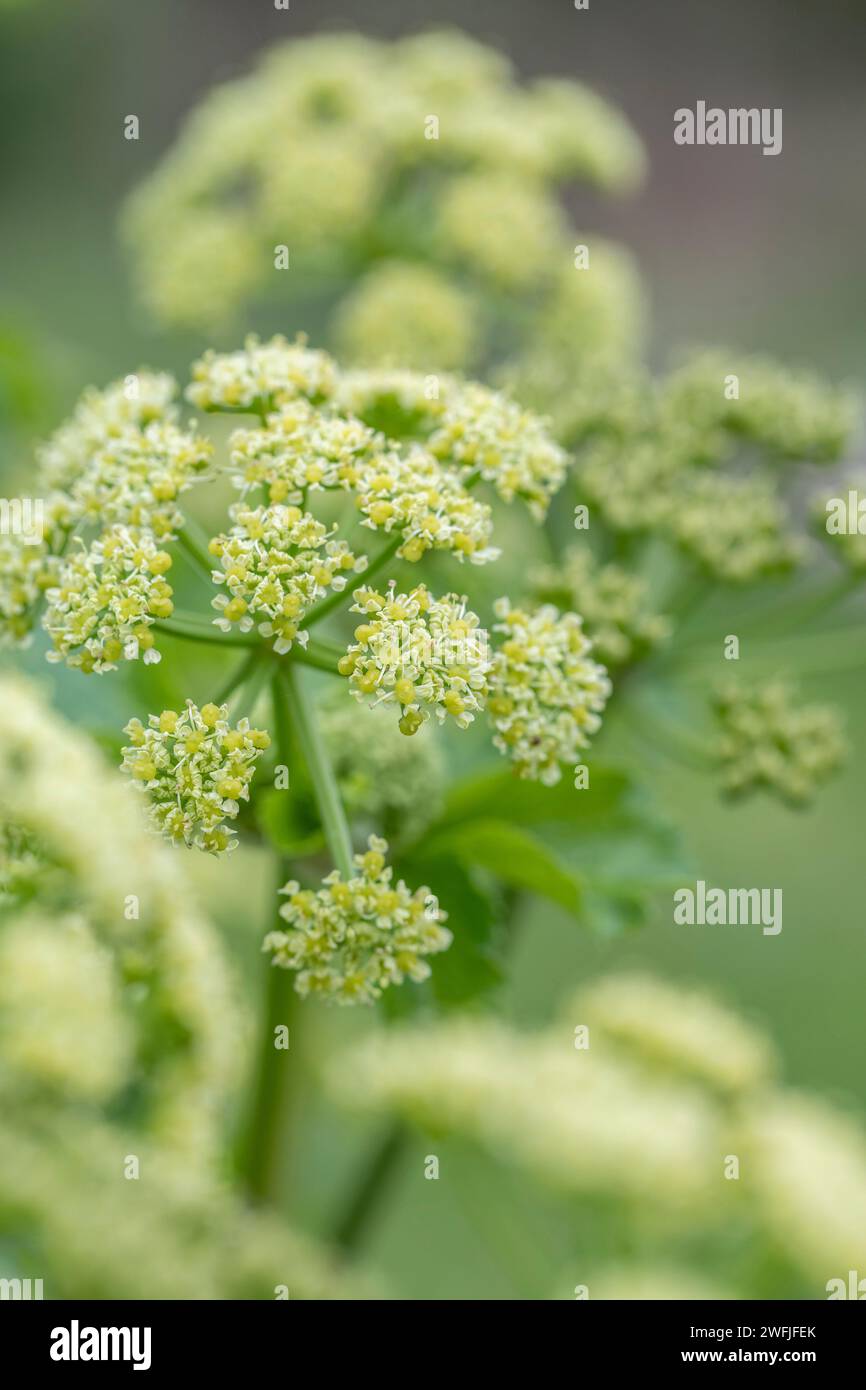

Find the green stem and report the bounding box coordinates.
[215,649,261,706]
[236,663,356,1205]
[156,610,259,647]
[746,571,859,638]
[237,678,298,1205]
[332,1121,409,1253]
[301,532,403,631]
[329,887,530,1255]
[219,649,273,719]
[281,663,354,878]
[176,521,215,581]
[237,864,299,1205]
[292,637,343,675]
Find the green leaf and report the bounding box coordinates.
[425,819,584,918]
[434,764,632,835]
[255,787,324,857]
[397,853,504,1007]
[429,872,504,1007]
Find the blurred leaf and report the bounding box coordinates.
[580,886,646,939]
[544,799,692,934]
[256,786,324,858]
[402,854,504,1007]
[433,763,632,835]
[425,819,584,918]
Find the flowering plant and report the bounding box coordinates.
[2,27,865,1302]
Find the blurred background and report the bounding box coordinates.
[1,0,865,1298]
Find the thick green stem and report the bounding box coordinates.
[237,858,299,1206]
[281,663,354,878]
[237,677,298,1204]
[237,664,356,1204]
[332,1121,409,1253]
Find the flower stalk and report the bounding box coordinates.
[281,662,354,879]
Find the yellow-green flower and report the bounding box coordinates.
[714,680,845,805]
[531,548,670,666]
[487,599,611,784]
[209,503,366,653]
[228,399,380,500]
[264,834,451,1004]
[429,381,567,518]
[44,527,174,673]
[37,370,178,492]
[187,335,337,413]
[121,700,271,855]
[0,496,69,647]
[334,261,477,370]
[68,419,213,537]
[437,170,569,290]
[123,30,643,338]
[341,584,491,733]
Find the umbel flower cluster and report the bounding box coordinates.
[488,600,612,784]
[265,836,452,1005]
[1,335,620,1004]
[333,971,866,1297]
[523,349,860,586]
[121,702,271,855]
[713,680,846,806]
[123,30,645,372]
[531,549,671,667]
[0,369,212,671]
[2,336,608,793]
[341,584,492,735]
[0,678,371,1298]
[210,503,366,654]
